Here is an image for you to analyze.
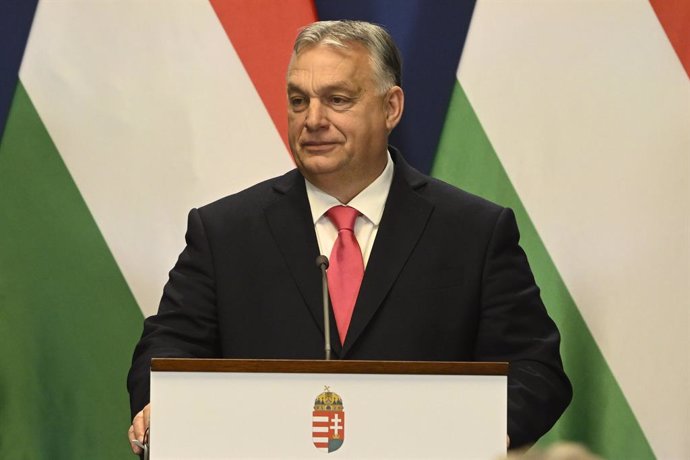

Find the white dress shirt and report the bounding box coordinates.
[305,153,394,268]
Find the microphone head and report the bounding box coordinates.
[315,255,329,269]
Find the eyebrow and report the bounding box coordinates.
[287,81,360,95]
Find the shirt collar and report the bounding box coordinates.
[305,151,394,225]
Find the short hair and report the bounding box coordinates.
[293,20,402,93]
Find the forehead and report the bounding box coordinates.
[287,43,374,88]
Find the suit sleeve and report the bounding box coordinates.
[474,208,572,448]
[127,208,221,419]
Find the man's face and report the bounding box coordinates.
[287,43,403,196]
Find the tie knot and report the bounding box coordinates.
[326,205,359,231]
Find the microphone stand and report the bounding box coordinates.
[316,255,331,360]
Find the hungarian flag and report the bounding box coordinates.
[1,1,687,458]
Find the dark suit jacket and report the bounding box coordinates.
[128,149,571,448]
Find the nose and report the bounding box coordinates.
[304,99,328,131]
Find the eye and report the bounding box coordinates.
[289,96,308,111]
[329,95,349,106]
[328,94,353,110]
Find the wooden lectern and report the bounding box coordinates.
[150,358,508,459]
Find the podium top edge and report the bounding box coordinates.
[150,358,508,375]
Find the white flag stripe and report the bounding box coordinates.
[20,0,293,317]
[459,1,689,457]
[312,426,329,433]
[312,416,329,422]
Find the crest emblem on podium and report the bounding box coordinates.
[312,386,345,453]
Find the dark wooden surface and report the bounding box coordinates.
[151,358,508,375]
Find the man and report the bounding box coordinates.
[127,20,571,454]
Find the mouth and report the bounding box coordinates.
[300,141,339,153]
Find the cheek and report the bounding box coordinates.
[287,121,302,157]
[331,118,357,140]
[347,120,376,144]
[287,118,302,139]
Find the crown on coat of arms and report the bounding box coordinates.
[313,386,343,411]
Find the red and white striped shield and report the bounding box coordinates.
[312,387,345,453]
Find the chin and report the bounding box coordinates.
[297,156,344,178]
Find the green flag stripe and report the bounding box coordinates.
[0,82,144,458]
[431,80,655,460]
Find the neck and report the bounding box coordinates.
[309,159,387,204]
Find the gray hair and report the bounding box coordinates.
[293,20,402,93]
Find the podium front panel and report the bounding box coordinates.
[151,366,506,459]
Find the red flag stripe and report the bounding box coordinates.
[208,0,318,150]
[649,0,690,78]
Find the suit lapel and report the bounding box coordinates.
[341,153,434,356]
[264,170,343,357]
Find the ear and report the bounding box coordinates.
[384,86,404,132]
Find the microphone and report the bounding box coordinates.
[315,255,331,360]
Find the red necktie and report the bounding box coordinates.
[326,205,364,344]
